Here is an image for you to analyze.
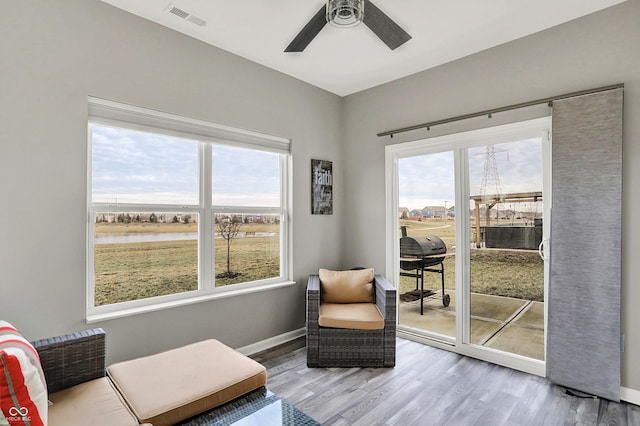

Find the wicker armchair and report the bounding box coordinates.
[306,273,396,367]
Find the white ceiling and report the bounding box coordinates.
[100,0,626,96]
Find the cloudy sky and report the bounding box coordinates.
[399,138,544,211]
[91,124,280,207]
[92,124,543,212]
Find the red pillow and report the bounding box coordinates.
[0,321,47,426]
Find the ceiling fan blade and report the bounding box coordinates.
[285,5,328,52]
[363,0,412,50]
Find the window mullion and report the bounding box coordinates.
[281,154,291,280]
[87,208,97,316]
[201,143,213,290]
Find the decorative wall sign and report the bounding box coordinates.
[311,159,333,215]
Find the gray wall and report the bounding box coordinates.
[2,0,639,396]
[0,0,344,363]
[342,0,640,392]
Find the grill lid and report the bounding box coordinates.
[400,235,446,257]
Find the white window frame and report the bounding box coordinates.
[87,97,293,323]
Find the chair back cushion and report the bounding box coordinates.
[319,268,374,303]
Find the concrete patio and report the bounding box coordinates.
[399,291,545,360]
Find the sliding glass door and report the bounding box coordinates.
[387,117,551,374]
[467,138,547,362]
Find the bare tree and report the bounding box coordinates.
[216,216,242,278]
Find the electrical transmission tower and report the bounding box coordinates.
[479,144,503,207]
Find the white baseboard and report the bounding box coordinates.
[236,327,306,356]
[621,386,640,406]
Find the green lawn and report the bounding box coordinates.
[95,239,198,306]
[94,222,280,306]
[399,218,544,302]
[94,219,543,306]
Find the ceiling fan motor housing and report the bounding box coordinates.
[327,0,364,28]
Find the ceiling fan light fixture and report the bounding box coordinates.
[326,0,364,28]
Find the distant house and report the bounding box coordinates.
[423,206,448,218]
[399,207,410,219]
[410,209,423,219]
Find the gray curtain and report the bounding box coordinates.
[547,87,623,401]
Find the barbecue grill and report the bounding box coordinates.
[399,231,452,314]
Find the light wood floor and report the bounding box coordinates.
[252,337,640,425]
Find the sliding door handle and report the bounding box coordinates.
[538,237,549,261]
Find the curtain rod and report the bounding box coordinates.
[377,83,624,138]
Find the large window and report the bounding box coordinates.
[87,98,291,320]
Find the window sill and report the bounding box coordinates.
[86,280,296,324]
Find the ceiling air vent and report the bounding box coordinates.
[186,15,206,27]
[165,3,207,27]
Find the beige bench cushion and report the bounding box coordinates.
[107,339,267,426]
[319,302,385,330]
[48,377,139,426]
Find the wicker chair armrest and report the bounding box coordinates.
[307,274,320,293]
[306,275,321,366]
[307,275,321,325]
[31,328,106,394]
[374,274,397,324]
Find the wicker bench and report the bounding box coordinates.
[34,329,267,426]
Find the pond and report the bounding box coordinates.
[95,231,276,244]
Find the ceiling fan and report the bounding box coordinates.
[285,0,411,52]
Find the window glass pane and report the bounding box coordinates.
[468,138,545,359]
[398,152,456,338]
[214,213,280,286]
[212,145,280,207]
[94,212,198,306]
[91,124,199,205]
